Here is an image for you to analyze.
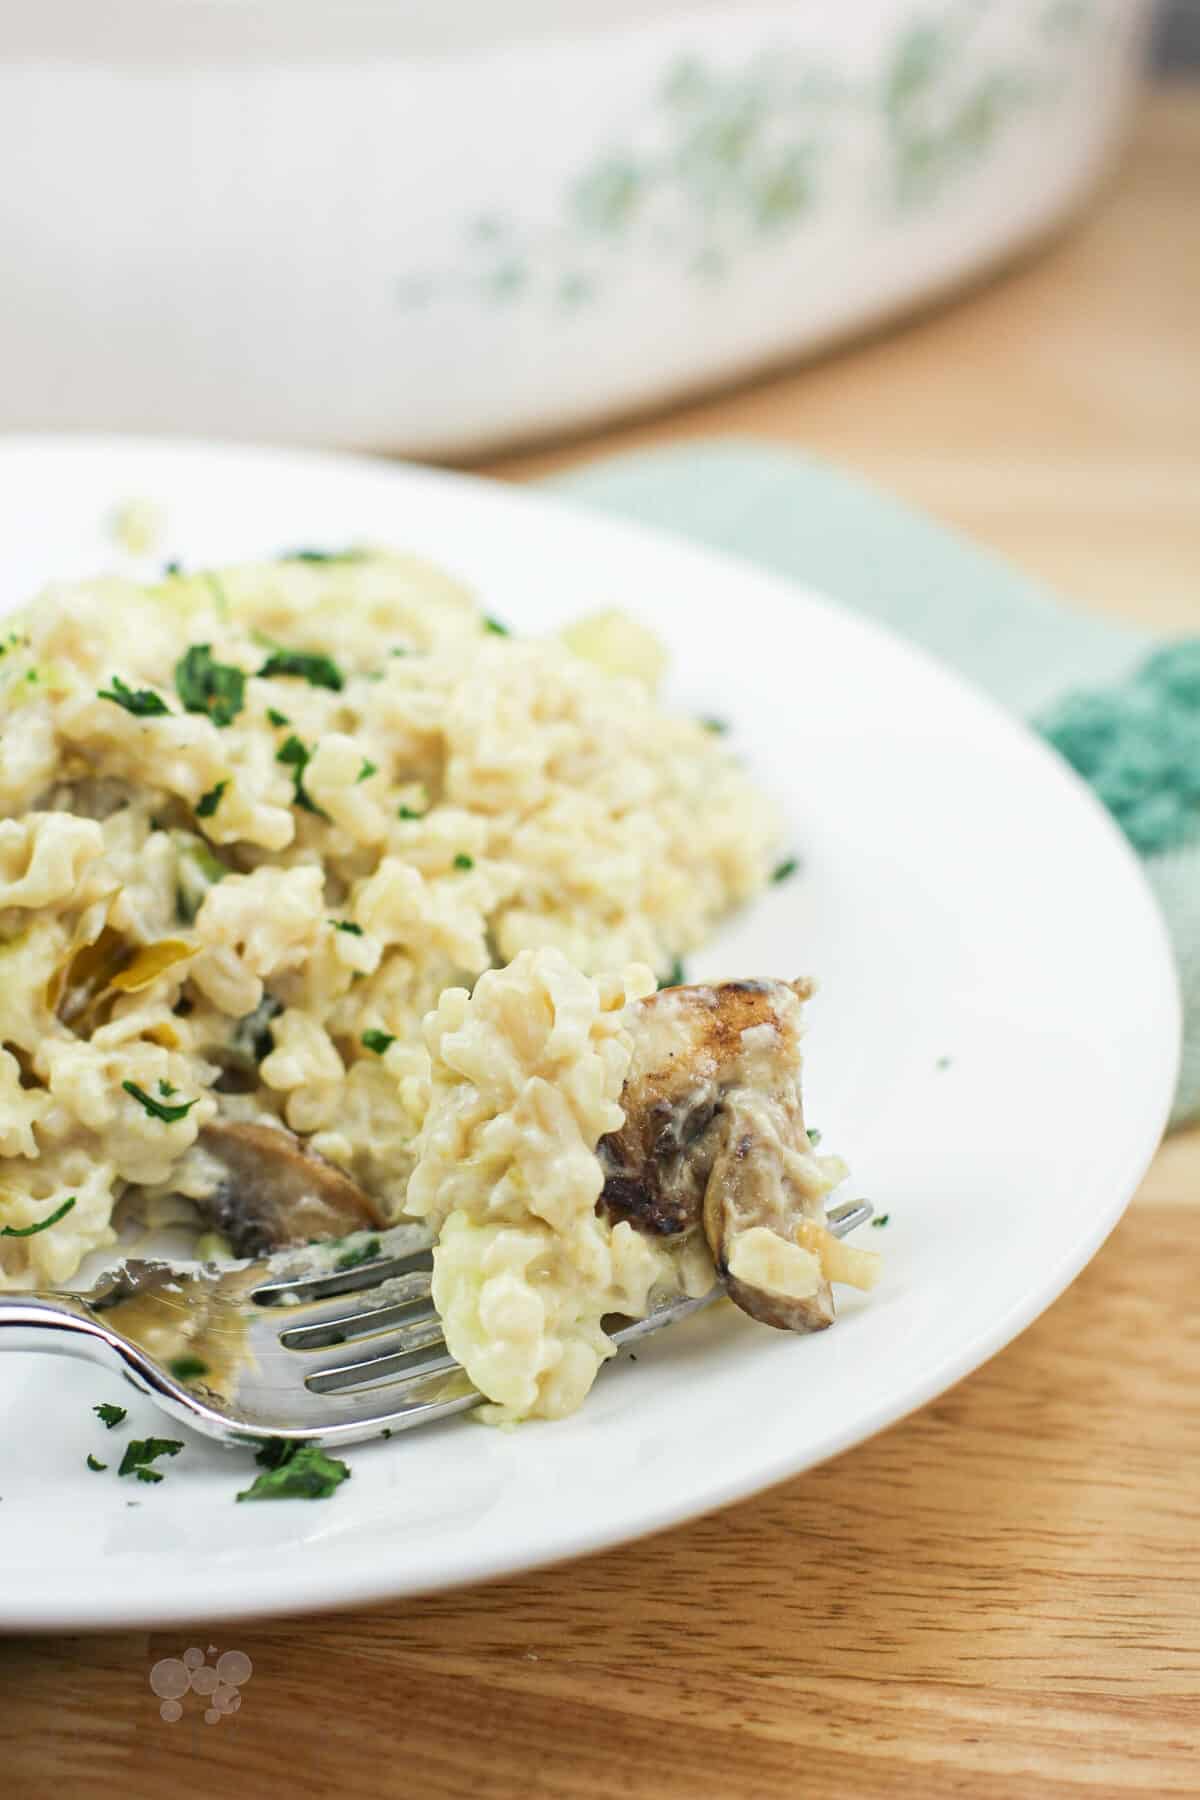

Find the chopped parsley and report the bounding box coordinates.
[361,1030,396,1056]
[453,853,474,871]
[86,1454,107,1473]
[936,1055,953,1071]
[771,857,799,884]
[267,707,290,727]
[162,559,182,576]
[174,644,246,727]
[232,992,282,1063]
[94,1403,127,1429]
[701,716,729,734]
[276,734,327,815]
[356,758,377,784]
[118,1436,183,1479]
[334,1236,382,1272]
[237,1440,351,1502]
[195,779,227,819]
[330,919,363,936]
[484,616,510,636]
[122,1080,197,1123]
[97,675,170,718]
[258,648,344,692]
[871,1213,890,1229]
[158,1079,177,1097]
[658,957,686,990]
[0,1197,76,1238]
[807,1127,822,1147]
[168,1356,209,1382]
[397,805,424,820]
[279,548,364,565]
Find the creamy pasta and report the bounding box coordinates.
[0,551,781,1336]
[408,948,690,1421]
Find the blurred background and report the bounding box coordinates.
[0,1,1194,628]
[0,2,1188,458]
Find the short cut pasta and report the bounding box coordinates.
[0,550,781,1312]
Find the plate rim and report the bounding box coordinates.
[0,432,1181,1631]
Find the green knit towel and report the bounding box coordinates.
[547,441,1196,1128]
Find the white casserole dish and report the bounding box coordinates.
[0,0,1152,453]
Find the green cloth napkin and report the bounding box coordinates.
[547,441,1197,1127]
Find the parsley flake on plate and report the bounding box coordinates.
[118,1437,183,1479]
[771,857,799,884]
[174,644,246,727]
[86,1454,107,1473]
[94,1403,127,1429]
[0,1196,75,1238]
[484,616,510,636]
[122,1080,197,1123]
[237,1440,351,1502]
[97,675,170,718]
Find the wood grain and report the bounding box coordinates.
[3,86,1198,1800]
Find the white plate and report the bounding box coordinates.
[0,436,1179,1631]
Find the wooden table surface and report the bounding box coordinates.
[4,86,1198,1800]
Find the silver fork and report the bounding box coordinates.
[0,1199,873,1450]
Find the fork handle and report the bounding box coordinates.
[0,1293,140,1370]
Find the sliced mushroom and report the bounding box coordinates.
[197,1120,385,1258]
[598,977,876,1332]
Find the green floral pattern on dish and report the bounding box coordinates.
[397,0,1098,314]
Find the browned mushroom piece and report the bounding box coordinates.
[197,1120,386,1258]
[599,977,875,1332]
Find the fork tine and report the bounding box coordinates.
[305,1321,454,1392]
[292,1198,875,1398]
[276,1269,435,1348]
[280,1298,438,1356]
[826,1197,874,1234]
[251,1243,433,1309]
[277,1361,478,1436]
